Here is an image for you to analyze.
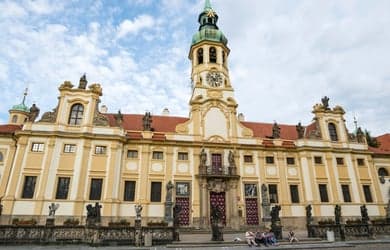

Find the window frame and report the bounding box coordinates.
[89,178,103,200]
[95,145,107,155]
[341,184,352,203]
[55,177,71,199]
[244,155,253,163]
[362,185,373,203]
[123,180,136,201]
[268,184,278,203]
[21,176,37,199]
[176,182,190,196]
[31,142,44,152]
[63,144,76,153]
[286,157,295,165]
[319,184,329,202]
[150,181,162,202]
[209,47,217,63]
[336,157,344,165]
[127,150,138,159]
[68,103,84,125]
[178,152,189,161]
[314,156,323,164]
[152,151,164,160]
[357,158,365,166]
[265,156,275,164]
[290,185,300,203]
[197,48,203,64]
[328,122,338,141]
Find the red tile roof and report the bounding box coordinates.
[241,121,299,140]
[370,134,390,155]
[0,124,22,134]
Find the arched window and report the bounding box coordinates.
[328,123,338,141]
[378,168,389,176]
[222,51,225,64]
[68,103,84,125]
[197,48,203,64]
[12,115,17,123]
[0,152,3,162]
[209,47,217,63]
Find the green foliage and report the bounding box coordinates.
[364,130,380,148]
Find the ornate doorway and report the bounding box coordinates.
[210,191,226,224]
[175,182,190,226]
[244,184,259,225]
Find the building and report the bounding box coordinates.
[0,0,389,230]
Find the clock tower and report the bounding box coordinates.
[178,0,252,141]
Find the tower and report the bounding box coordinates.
[8,88,29,125]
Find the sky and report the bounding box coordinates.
[0,0,389,136]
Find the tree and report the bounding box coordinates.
[364,130,380,148]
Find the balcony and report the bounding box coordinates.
[197,164,239,179]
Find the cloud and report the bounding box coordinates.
[117,15,155,38]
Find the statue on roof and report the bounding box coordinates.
[296,122,304,139]
[321,96,330,110]
[78,73,88,89]
[142,112,153,131]
[28,103,40,122]
[356,127,365,143]
[272,122,281,139]
[114,110,123,127]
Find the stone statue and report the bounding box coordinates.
[261,184,269,205]
[360,205,369,224]
[321,96,330,110]
[28,104,40,122]
[78,74,88,89]
[210,204,223,241]
[142,112,153,131]
[228,150,235,167]
[166,181,174,202]
[296,122,305,139]
[356,127,364,143]
[114,110,123,126]
[49,203,60,217]
[135,204,143,220]
[86,202,102,226]
[200,148,207,166]
[306,204,313,224]
[271,205,281,224]
[272,122,281,139]
[335,204,342,225]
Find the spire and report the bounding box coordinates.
[22,87,28,105]
[204,0,212,11]
[10,88,29,112]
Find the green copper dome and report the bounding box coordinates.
[191,0,228,46]
[11,103,29,112]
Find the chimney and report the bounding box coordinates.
[162,107,170,116]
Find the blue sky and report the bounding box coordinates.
[0,0,389,136]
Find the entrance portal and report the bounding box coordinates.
[210,191,226,224]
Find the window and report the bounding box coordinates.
[319,184,329,202]
[178,152,188,161]
[222,51,225,64]
[124,181,136,201]
[152,151,163,160]
[266,156,274,164]
[89,178,103,200]
[21,176,37,199]
[150,182,162,202]
[378,168,389,176]
[0,152,3,162]
[64,144,76,153]
[328,123,338,141]
[268,184,278,203]
[197,48,203,64]
[55,177,70,199]
[244,155,253,163]
[68,103,84,125]
[127,150,138,158]
[363,185,373,203]
[12,115,17,123]
[95,146,106,155]
[209,47,217,63]
[290,185,300,203]
[314,156,323,164]
[357,158,365,166]
[244,184,257,197]
[341,185,352,202]
[176,182,190,196]
[31,143,44,152]
[336,157,344,165]
[286,157,295,165]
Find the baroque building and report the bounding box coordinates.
[0,1,389,230]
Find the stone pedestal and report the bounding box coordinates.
[46,217,55,226]
[165,201,173,226]
[135,219,142,246]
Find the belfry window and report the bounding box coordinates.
[328,123,338,141]
[222,51,225,64]
[0,152,3,162]
[12,115,17,123]
[197,48,203,64]
[209,47,217,63]
[68,103,84,125]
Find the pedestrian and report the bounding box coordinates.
[245,231,257,247]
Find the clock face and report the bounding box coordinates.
[206,72,223,87]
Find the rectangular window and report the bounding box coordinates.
[314,156,323,164]
[151,182,162,202]
[21,176,37,198]
[336,157,344,165]
[319,184,329,202]
[363,185,373,203]
[244,155,253,163]
[31,143,44,152]
[286,157,295,165]
[124,181,136,201]
[176,182,190,196]
[178,152,188,161]
[63,144,76,153]
[357,158,365,166]
[95,146,106,155]
[152,151,163,160]
[266,156,274,164]
[127,150,138,158]
[55,177,70,199]
[244,184,257,197]
[341,185,352,202]
[89,178,103,200]
[290,185,300,203]
[268,184,278,203]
